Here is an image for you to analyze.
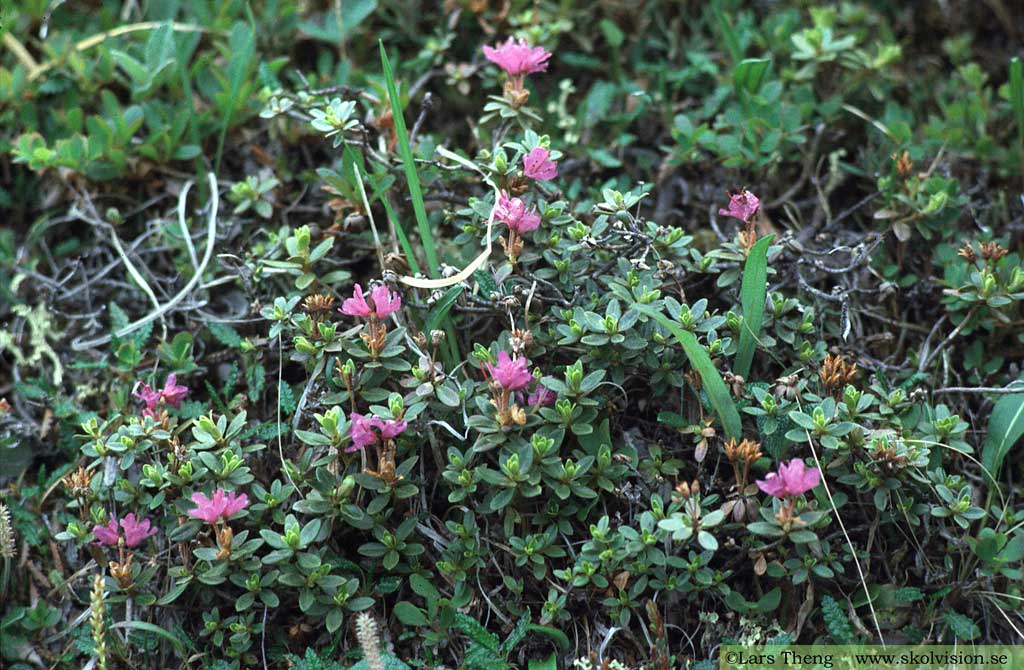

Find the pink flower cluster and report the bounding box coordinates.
[485,352,533,391]
[93,513,157,548]
[718,189,761,223]
[349,414,408,452]
[341,284,402,320]
[483,37,551,77]
[756,459,821,499]
[134,373,188,418]
[187,489,249,524]
[522,147,557,181]
[495,192,541,234]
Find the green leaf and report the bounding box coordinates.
[943,611,980,640]
[528,652,558,670]
[393,601,430,627]
[426,285,464,334]
[209,322,243,349]
[735,234,773,379]
[634,304,742,439]
[298,0,377,43]
[380,42,438,277]
[981,380,1024,481]
[733,58,772,95]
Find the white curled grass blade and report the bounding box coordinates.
[72,173,219,351]
[395,146,498,290]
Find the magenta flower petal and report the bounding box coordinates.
[348,414,379,452]
[370,285,402,319]
[483,37,551,76]
[522,147,558,181]
[160,373,189,408]
[120,513,157,547]
[92,517,121,546]
[133,382,161,411]
[188,489,247,523]
[340,284,373,317]
[756,459,821,499]
[718,189,760,223]
[485,352,534,391]
[528,385,556,407]
[495,192,542,234]
[755,473,789,498]
[221,491,249,518]
[378,419,408,440]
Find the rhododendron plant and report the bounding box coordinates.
[483,37,551,104]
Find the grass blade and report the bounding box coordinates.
[110,620,189,655]
[710,0,742,64]
[214,21,255,175]
[634,304,742,439]
[380,41,439,278]
[734,234,773,379]
[1010,57,1023,148]
[981,380,1024,479]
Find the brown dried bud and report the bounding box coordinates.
[303,293,336,314]
[979,241,1008,264]
[820,353,858,394]
[894,151,913,178]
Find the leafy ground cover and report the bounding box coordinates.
[2,1,1024,669]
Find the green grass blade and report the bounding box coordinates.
[110,620,189,655]
[634,304,742,439]
[214,21,255,175]
[1010,57,1024,148]
[735,234,773,379]
[380,41,439,278]
[710,0,742,64]
[344,144,420,274]
[981,379,1024,479]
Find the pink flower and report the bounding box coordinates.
[341,284,373,317]
[718,189,760,223]
[485,352,533,391]
[92,517,121,546]
[522,148,558,181]
[341,284,402,320]
[483,37,551,77]
[349,414,378,452]
[528,385,556,407]
[160,374,188,408]
[756,459,821,499]
[347,414,408,452]
[187,489,249,524]
[495,192,541,234]
[369,285,402,319]
[92,513,157,547]
[133,382,161,412]
[120,513,157,547]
